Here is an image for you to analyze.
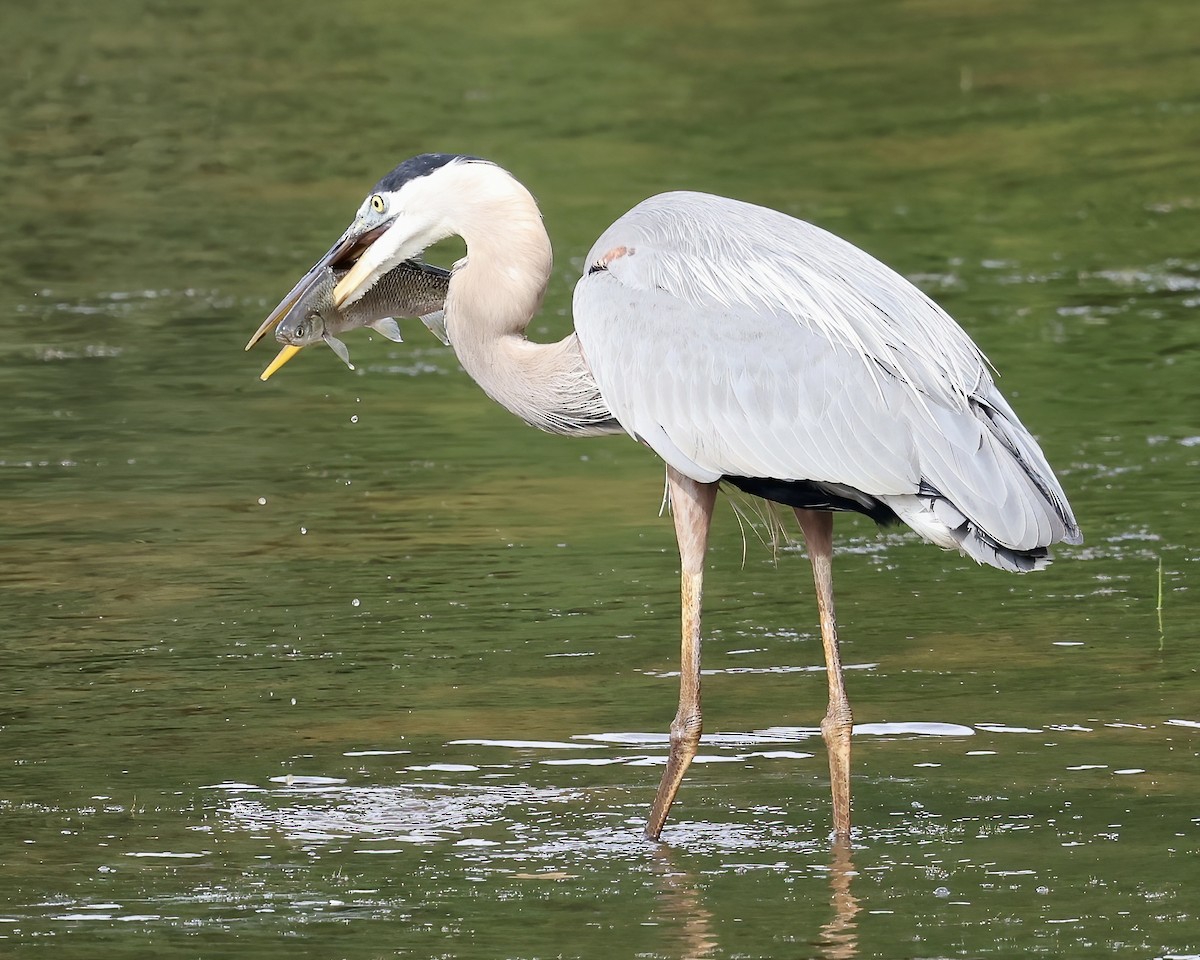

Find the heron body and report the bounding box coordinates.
[576,190,1077,572]
[248,154,1081,840]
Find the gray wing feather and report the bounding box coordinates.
[588,192,990,408]
[573,191,1080,561]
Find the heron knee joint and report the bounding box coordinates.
[822,711,853,740]
[670,714,703,746]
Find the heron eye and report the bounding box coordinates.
[370,194,386,213]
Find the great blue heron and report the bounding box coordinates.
[246,154,1081,841]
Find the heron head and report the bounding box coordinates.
[247,153,489,379]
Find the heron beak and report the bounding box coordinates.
[332,217,420,309]
[245,243,344,353]
[259,345,302,382]
[332,255,378,310]
[245,222,394,354]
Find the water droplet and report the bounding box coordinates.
[352,598,361,607]
[257,497,267,506]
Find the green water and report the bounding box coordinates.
[2,1,1197,957]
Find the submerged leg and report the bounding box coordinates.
[794,508,853,839]
[644,467,718,841]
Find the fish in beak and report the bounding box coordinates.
[245,221,392,379]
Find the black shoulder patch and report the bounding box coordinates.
[587,245,633,276]
[373,154,486,193]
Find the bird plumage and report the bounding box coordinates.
[572,190,1081,571]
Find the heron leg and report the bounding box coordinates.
[644,467,718,841]
[795,508,853,839]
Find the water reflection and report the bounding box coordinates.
[817,840,860,960]
[648,838,859,960]
[649,847,718,960]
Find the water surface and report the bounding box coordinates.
[2,1,1197,957]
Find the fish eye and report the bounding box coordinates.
[292,319,308,338]
[370,194,386,213]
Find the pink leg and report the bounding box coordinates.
[644,467,718,841]
[795,508,853,839]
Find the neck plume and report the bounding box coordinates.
[441,163,618,437]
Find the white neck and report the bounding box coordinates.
[438,163,616,436]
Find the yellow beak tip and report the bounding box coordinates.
[260,344,303,381]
